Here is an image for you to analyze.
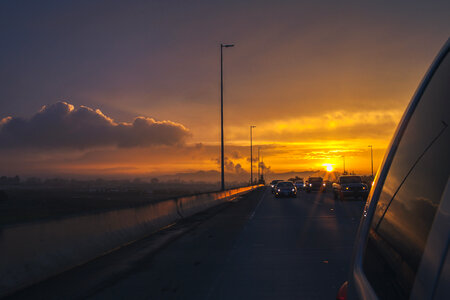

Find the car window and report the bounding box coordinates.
[277,182,293,187]
[309,178,322,182]
[362,52,450,299]
[340,176,362,184]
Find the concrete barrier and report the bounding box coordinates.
[177,185,256,217]
[0,185,261,297]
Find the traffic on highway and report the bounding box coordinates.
[1,2,449,300]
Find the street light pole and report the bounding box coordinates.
[343,155,346,175]
[261,155,264,181]
[220,43,234,191]
[250,125,256,185]
[257,147,260,183]
[368,145,373,178]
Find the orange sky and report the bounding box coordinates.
[0,1,449,180]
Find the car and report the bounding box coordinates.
[339,38,450,300]
[274,181,296,198]
[332,176,368,200]
[270,179,283,193]
[305,177,324,193]
[294,180,304,191]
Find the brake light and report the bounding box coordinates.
[336,281,348,300]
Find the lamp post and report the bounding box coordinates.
[342,155,346,175]
[261,154,264,181]
[250,125,256,185]
[368,145,373,178]
[257,147,260,183]
[220,43,234,191]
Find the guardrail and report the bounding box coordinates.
[0,184,262,297]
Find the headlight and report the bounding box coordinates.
[323,183,326,186]
[277,189,280,192]
[309,183,312,187]
[271,185,274,188]
[345,187,349,190]
[292,188,295,192]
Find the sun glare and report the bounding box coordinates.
[323,163,334,172]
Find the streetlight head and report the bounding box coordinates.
[222,43,235,48]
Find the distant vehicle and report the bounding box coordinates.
[340,39,450,300]
[332,176,368,200]
[270,180,283,193]
[305,177,324,193]
[0,190,7,201]
[274,181,296,198]
[294,180,304,191]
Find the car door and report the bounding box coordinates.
[349,39,450,300]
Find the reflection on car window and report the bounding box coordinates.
[363,52,450,299]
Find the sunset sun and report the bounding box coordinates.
[323,164,334,172]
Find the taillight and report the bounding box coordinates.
[336,281,348,300]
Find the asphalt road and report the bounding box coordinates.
[8,187,365,300]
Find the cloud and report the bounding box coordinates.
[227,109,402,143]
[246,156,259,163]
[230,150,242,159]
[259,161,271,174]
[235,163,245,174]
[213,156,248,174]
[0,101,190,149]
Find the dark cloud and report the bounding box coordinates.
[259,161,271,174]
[0,102,190,149]
[235,163,244,174]
[246,156,259,163]
[213,156,248,174]
[230,151,242,159]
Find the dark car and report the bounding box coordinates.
[332,176,368,200]
[305,177,324,193]
[339,38,450,300]
[270,179,283,193]
[294,180,304,191]
[274,181,296,198]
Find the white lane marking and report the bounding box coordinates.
[205,188,268,299]
[249,188,266,220]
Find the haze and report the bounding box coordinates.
[1,0,449,180]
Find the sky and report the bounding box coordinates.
[0,0,449,181]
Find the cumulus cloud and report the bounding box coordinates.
[0,101,190,149]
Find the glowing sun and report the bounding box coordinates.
[323,163,334,172]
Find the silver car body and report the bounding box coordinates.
[347,38,450,300]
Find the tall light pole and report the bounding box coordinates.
[261,154,264,182]
[257,147,260,183]
[368,145,373,178]
[342,155,346,175]
[220,43,234,191]
[250,125,256,185]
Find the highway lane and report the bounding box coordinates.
[90,187,364,299]
[8,187,365,299]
